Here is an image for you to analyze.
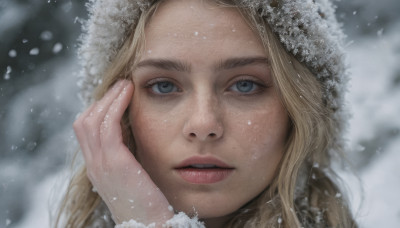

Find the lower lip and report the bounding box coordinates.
[176,168,233,184]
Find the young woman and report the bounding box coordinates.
[56,0,357,227]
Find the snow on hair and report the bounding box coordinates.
[241,0,347,110]
[57,1,355,227]
[78,0,349,152]
[77,0,150,106]
[79,0,347,106]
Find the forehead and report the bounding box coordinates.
[143,0,265,58]
[148,0,244,35]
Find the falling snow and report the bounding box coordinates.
[40,30,53,41]
[8,49,17,58]
[1,0,400,227]
[52,43,63,53]
[29,48,40,55]
[4,66,12,80]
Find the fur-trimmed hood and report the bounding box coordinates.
[77,0,349,151]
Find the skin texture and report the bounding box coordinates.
[129,0,290,226]
[73,80,174,226]
[74,0,290,227]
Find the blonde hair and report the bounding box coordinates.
[55,1,356,227]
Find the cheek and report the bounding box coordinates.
[236,107,289,166]
[128,94,186,168]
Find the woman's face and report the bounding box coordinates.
[129,0,289,224]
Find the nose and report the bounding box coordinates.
[182,94,223,142]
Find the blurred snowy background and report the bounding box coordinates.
[0,0,399,227]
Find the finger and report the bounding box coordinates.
[83,80,125,156]
[73,103,97,164]
[100,80,134,153]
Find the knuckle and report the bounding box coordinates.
[86,169,96,183]
[72,123,79,132]
[72,119,82,131]
[86,165,99,181]
[82,116,95,128]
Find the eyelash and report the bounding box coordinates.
[144,78,181,95]
[227,77,267,95]
[144,76,268,96]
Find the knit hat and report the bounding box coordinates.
[77,0,348,149]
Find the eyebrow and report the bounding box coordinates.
[136,59,191,72]
[215,56,270,71]
[135,56,269,72]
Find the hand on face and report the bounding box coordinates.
[73,79,174,226]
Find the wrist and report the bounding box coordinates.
[113,209,174,228]
[115,212,205,228]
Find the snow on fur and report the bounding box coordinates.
[114,212,204,228]
[78,0,150,105]
[78,0,349,151]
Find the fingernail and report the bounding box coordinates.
[122,79,130,85]
[123,80,133,89]
[111,80,124,90]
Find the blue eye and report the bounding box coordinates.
[232,80,256,93]
[151,81,178,94]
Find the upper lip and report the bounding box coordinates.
[175,156,234,169]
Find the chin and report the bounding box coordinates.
[169,193,243,219]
